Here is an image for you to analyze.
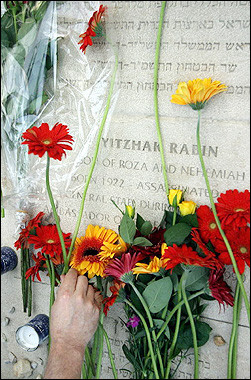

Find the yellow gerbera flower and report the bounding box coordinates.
[70,225,119,278]
[132,256,163,276]
[171,78,227,110]
[99,237,128,261]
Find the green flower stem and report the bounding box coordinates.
[154,1,169,198]
[91,328,99,370]
[85,345,96,378]
[11,9,18,41]
[20,245,27,312]
[95,310,105,379]
[130,282,164,378]
[45,154,68,271]
[44,256,54,351]
[81,361,88,379]
[181,271,199,379]
[227,279,242,379]
[25,248,32,317]
[156,290,205,339]
[1,188,5,218]
[172,206,177,226]
[165,277,183,378]
[101,325,118,379]
[64,54,119,272]
[125,299,160,379]
[232,289,242,379]
[196,110,250,325]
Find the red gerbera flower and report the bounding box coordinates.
[22,122,74,161]
[28,224,71,257]
[103,280,124,316]
[215,189,250,229]
[196,205,221,244]
[104,252,144,282]
[14,212,45,250]
[162,243,220,272]
[131,227,165,259]
[78,5,106,53]
[191,229,223,270]
[208,269,234,309]
[215,226,250,274]
[25,252,46,282]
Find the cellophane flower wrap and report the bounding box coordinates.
[1,1,57,212]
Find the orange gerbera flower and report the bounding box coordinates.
[22,122,74,160]
[70,225,120,278]
[171,78,227,110]
[78,5,106,53]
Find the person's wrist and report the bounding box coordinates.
[50,338,86,359]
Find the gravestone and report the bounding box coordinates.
[1,1,250,379]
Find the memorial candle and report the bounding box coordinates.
[16,314,49,351]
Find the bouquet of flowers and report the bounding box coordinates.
[101,187,249,379]
[7,2,250,380]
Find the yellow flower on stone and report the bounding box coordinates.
[171,78,227,110]
[70,225,120,278]
[168,189,183,206]
[179,201,197,216]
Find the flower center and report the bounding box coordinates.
[84,248,99,257]
[209,222,217,230]
[47,239,55,244]
[235,208,244,212]
[42,139,51,145]
[240,247,247,254]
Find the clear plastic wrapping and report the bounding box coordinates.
[1,1,120,230]
[1,1,57,206]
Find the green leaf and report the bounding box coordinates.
[33,1,49,21]
[119,214,136,244]
[1,11,16,46]
[177,321,212,349]
[140,221,153,236]
[164,223,192,245]
[153,319,170,339]
[1,30,10,47]
[133,237,153,247]
[17,17,36,41]
[143,277,173,313]
[185,267,210,291]
[122,344,142,372]
[181,214,198,227]
[28,93,48,114]
[136,213,145,230]
[11,44,26,66]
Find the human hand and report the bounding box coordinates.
[49,268,101,356]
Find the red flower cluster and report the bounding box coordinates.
[196,189,250,275]
[78,5,106,53]
[22,122,74,161]
[14,212,45,250]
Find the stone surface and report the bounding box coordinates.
[1,1,250,379]
[13,359,33,378]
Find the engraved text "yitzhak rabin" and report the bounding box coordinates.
[102,138,218,157]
